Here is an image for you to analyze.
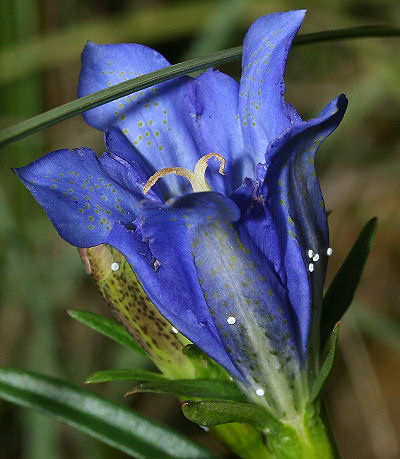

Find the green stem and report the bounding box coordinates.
[211,423,273,459]
[203,401,339,459]
[264,402,339,459]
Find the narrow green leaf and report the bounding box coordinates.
[126,379,246,402]
[0,46,241,148]
[294,24,400,46]
[67,309,147,356]
[85,369,166,384]
[308,323,340,405]
[0,367,217,459]
[1,27,399,148]
[181,400,280,432]
[321,217,378,346]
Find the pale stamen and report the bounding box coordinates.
[143,153,226,195]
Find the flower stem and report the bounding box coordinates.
[211,423,274,459]
[265,402,339,459]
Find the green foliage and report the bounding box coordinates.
[67,309,147,356]
[321,218,378,346]
[126,379,246,402]
[85,369,166,384]
[2,2,399,457]
[0,367,217,459]
[182,400,278,430]
[308,323,340,405]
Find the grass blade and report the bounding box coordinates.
[85,369,166,384]
[0,26,399,148]
[0,367,216,459]
[0,46,242,148]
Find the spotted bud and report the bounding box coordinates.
[81,244,195,379]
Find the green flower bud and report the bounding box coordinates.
[80,244,195,379]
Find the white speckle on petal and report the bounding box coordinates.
[227,316,236,325]
[171,326,179,334]
[308,249,314,258]
[111,262,120,271]
[327,247,333,256]
[312,253,320,262]
[256,388,265,397]
[153,259,161,271]
[308,263,314,272]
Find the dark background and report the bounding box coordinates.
[0,1,399,457]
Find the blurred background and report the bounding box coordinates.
[0,0,399,458]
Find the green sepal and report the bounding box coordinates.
[321,217,377,346]
[0,367,217,459]
[308,323,340,406]
[182,344,231,380]
[181,400,280,431]
[303,403,340,459]
[126,379,246,402]
[85,369,166,384]
[67,309,147,356]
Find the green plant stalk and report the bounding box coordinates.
[249,403,339,459]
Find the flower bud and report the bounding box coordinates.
[80,244,195,379]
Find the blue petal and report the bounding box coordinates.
[252,94,348,353]
[238,10,305,159]
[79,42,200,198]
[182,69,248,195]
[187,201,301,414]
[105,194,243,380]
[103,127,163,204]
[116,191,304,412]
[14,148,139,247]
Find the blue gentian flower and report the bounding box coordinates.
[15,10,347,417]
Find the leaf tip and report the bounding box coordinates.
[125,388,137,398]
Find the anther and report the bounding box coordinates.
[143,153,226,194]
[256,388,265,396]
[327,248,333,256]
[308,249,314,258]
[171,326,179,334]
[312,253,319,262]
[111,262,120,271]
[227,316,236,325]
[308,263,314,272]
